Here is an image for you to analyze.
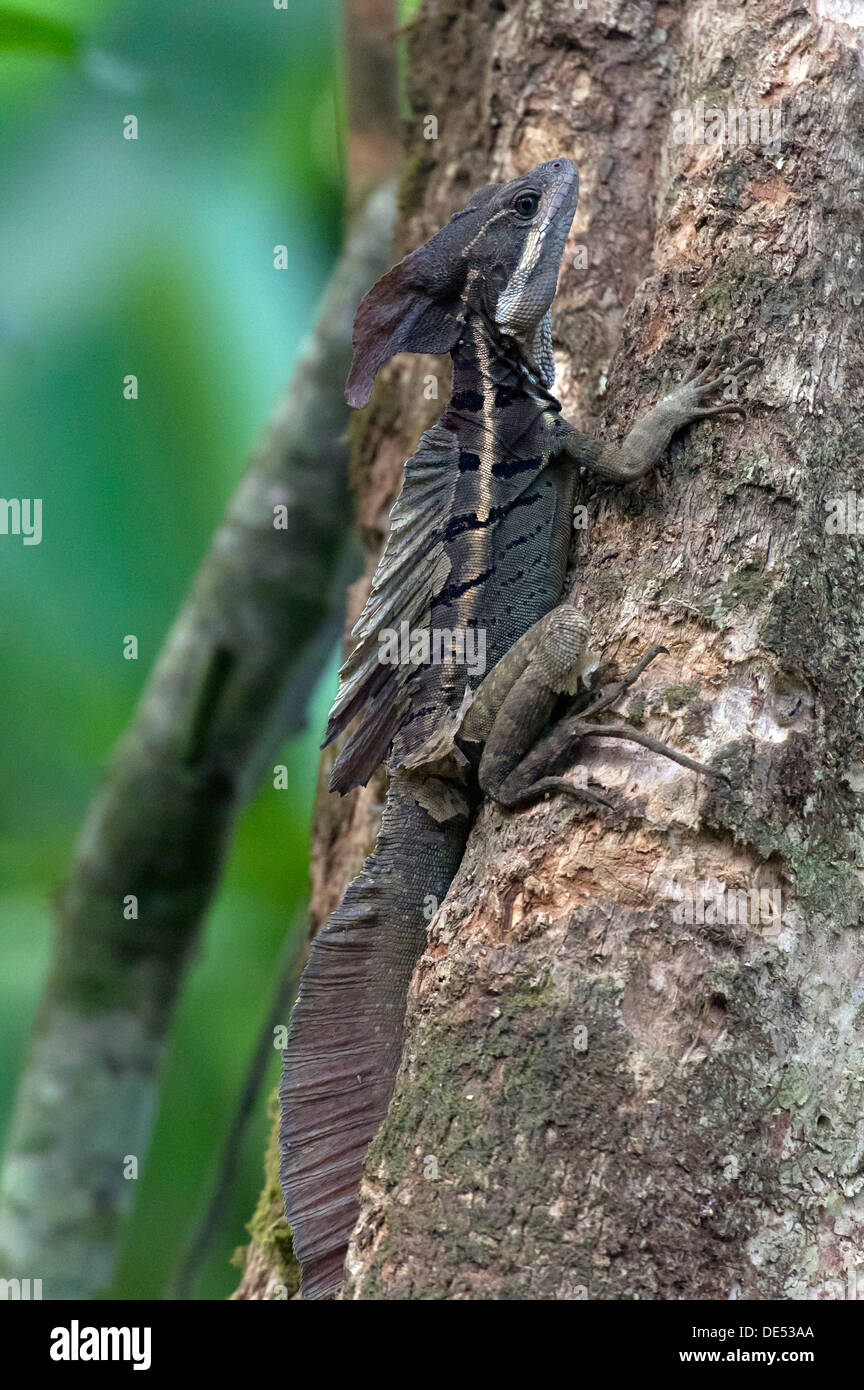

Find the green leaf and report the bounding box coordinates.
[0,7,79,57]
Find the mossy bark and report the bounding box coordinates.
[232,1097,300,1301]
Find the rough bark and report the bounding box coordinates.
[337,0,864,1298]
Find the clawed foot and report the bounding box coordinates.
[573,722,729,783]
[578,643,668,720]
[514,643,729,812]
[576,643,728,782]
[498,775,615,812]
[665,338,759,423]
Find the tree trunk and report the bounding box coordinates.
[246,0,864,1299]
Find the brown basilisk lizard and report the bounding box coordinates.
[280,158,753,1298]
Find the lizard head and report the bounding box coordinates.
[346,157,579,406]
[487,159,579,354]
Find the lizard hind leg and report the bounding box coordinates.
[482,638,726,813]
[491,714,724,814]
[541,638,728,787]
[473,604,607,810]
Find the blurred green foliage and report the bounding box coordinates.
[0,0,345,1298]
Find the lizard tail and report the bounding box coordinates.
[279,773,468,1299]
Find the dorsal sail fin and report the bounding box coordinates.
[324,423,459,791]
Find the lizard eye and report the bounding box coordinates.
[513,192,540,217]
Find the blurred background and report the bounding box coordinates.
[0,0,355,1299]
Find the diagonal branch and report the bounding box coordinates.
[0,181,396,1300]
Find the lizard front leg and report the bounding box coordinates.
[551,348,759,483]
